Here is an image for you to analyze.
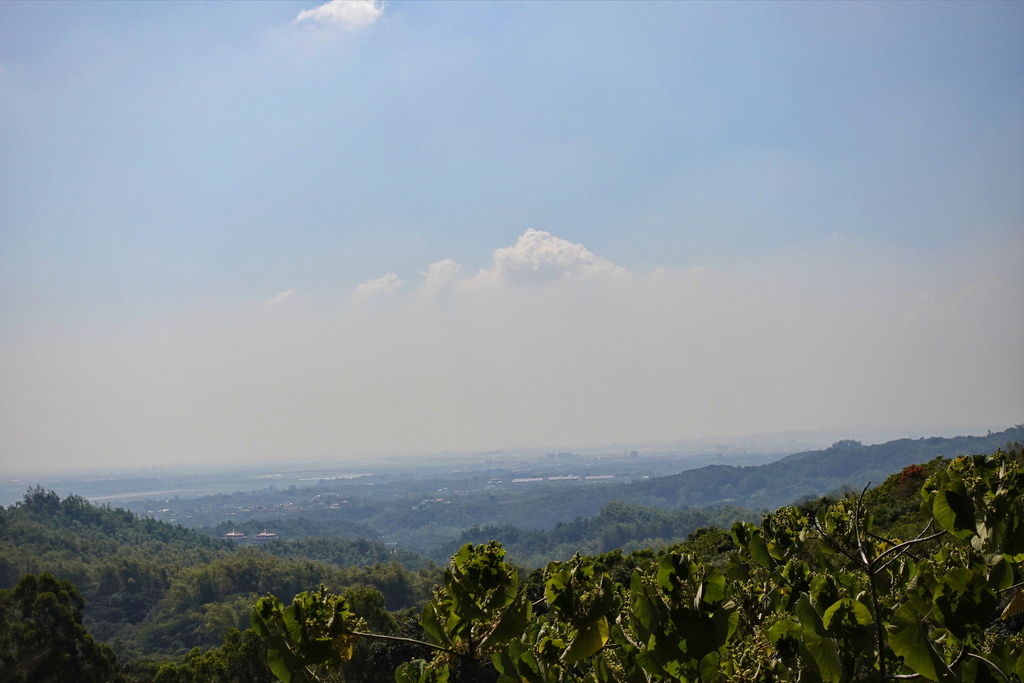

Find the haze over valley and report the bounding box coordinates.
[1,1,1021,476]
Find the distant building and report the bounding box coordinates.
[224,530,247,543]
[254,529,278,543]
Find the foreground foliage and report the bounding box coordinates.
[253,447,1024,682]
[0,572,123,682]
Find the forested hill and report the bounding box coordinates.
[629,425,1024,510]
[432,428,1023,564]
[0,488,440,657]
[0,487,229,591]
[3,445,1021,682]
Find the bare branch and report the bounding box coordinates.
[997,580,1024,594]
[348,631,469,660]
[854,484,872,567]
[811,516,861,566]
[966,652,1010,682]
[875,521,943,567]
[876,530,947,575]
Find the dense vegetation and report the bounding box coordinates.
[0,572,121,682]
[623,427,1024,511]
[253,446,1024,682]
[0,489,441,659]
[453,502,758,567]
[1,431,1021,681]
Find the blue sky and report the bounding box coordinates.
[1,1,1022,471]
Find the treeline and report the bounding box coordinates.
[398,427,1024,563]
[3,429,1022,681]
[625,425,1024,510]
[0,488,442,659]
[206,516,380,544]
[183,426,1024,559]
[247,445,1024,683]
[452,501,758,566]
[0,485,756,660]
[207,517,429,569]
[4,445,1021,682]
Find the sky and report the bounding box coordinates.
[1,0,1022,473]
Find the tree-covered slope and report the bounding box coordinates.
[451,501,758,567]
[4,441,1021,682]
[253,444,1024,683]
[0,488,439,658]
[628,425,1024,510]
[358,427,1024,549]
[406,427,1023,564]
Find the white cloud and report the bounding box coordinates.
[265,289,298,305]
[419,259,461,295]
[354,272,403,297]
[295,0,385,31]
[470,229,626,286]
[1,231,1020,470]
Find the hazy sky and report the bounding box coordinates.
[1,1,1022,472]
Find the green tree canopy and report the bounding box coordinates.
[0,572,123,682]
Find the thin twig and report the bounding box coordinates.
[854,484,871,568]
[966,653,1011,682]
[874,521,942,566]
[811,516,861,565]
[949,645,968,670]
[854,483,889,680]
[876,530,947,575]
[997,580,1024,594]
[348,631,469,660]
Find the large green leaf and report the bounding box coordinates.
[251,596,315,683]
[493,642,545,683]
[563,616,609,663]
[675,611,724,662]
[590,575,618,618]
[932,480,976,539]
[419,600,453,647]
[479,593,531,650]
[699,651,720,682]
[987,555,1014,591]
[629,572,661,638]
[799,631,843,683]
[492,649,518,683]
[712,606,739,644]
[544,566,573,613]
[958,658,1002,683]
[932,568,997,640]
[697,569,726,607]
[747,534,775,569]
[822,598,873,634]
[767,618,802,662]
[657,554,695,596]
[888,603,956,682]
[796,595,825,636]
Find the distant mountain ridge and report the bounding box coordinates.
[429,426,1024,565]
[629,425,1024,511]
